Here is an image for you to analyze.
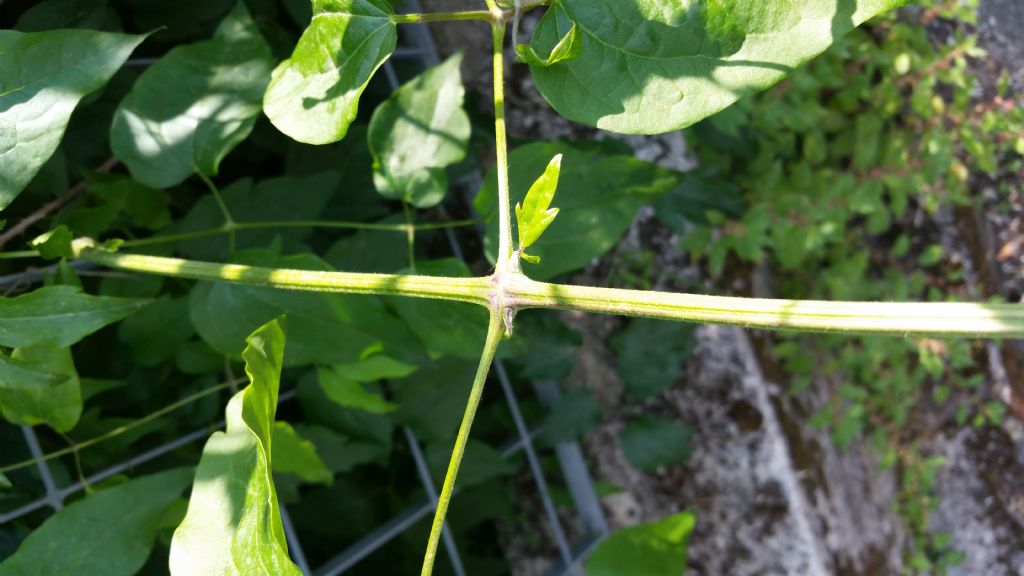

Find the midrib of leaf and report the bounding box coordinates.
[5,301,148,323]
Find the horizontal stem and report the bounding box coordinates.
[75,247,492,307]
[73,248,1024,338]
[0,250,39,260]
[393,11,494,24]
[504,275,1024,338]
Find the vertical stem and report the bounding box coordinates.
[198,173,236,253]
[403,201,417,272]
[421,313,504,576]
[492,21,513,274]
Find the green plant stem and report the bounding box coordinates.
[0,250,39,259]
[492,22,513,274]
[503,274,1024,337]
[118,219,476,249]
[74,246,492,306]
[392,11,494,24]
[421,312,504,576]
[198,173,236,252]
[403,202,417,272]
[71,248,1024,337]
[0,379,239,475]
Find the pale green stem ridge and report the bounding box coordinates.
[393,11,494,24]
[505,274,1024,337]
[492,22,513,274]
[421,312,504,576]
[75,247,492,306]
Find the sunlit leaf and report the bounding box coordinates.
[0,28,144,210]
[170,318,302,576]
[527,0,906,134]
[110,2,273,188]
[586,511,696,576]
[272,421,333,485]
[515,154,562,263]
[0,468,193,575]
[29,225,73,260]
[368,53,470,208]
[318,365,397,414]
[264,0,397,144]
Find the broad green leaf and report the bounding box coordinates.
[0,346,81,431]
[29,225,73,260]
[477,141,681,280]
[264,0,398,145]
[117,295,195,366]
[426,440,515,489]
[515,154,562,263]
[527,0,906,134]
[0,29,144,210]
[318,365,397,414]
[613,318,696,399]
[323,215,408,274]
[0,286,149,349]
[189,251,425,367]
[368,53,470,208]
[110,3,273,188]
[536,387,602,447]
[272,421,333,485]
[620,416,693,471]
[0,468,193,575]
[170,318,302,576]
[63,174,171,236]
[585,511,696,576]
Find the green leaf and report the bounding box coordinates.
[117,295,195,366]
[536,388,602,447]
[29,225,74,260]
[585,511,696,576]
[189,251,425,367]
[14,0,114,32]
[318,365,397,414]
[515,154,562,264]
[0,29,145,210]
[264,0,398,145]
[63,175,171,236]
[507,310,581,381]
[272,421,333,485]
[0,286,149,349]
[653,171,746,232]
[293,423,384,474]
[170,318,302,576]
[391,357,477,442]
[0,469,193,575]
[613,318,696,399]
[333,354,418,382]
[515,23,581,67]
[0,346,81,431]
[0,472,10,489]
[527,0,906,134]
[298,374,392,455]
[620,416,693,471]
[477,141,680,280]
[387,259,491,359]
[110,3,273,188]
[368,53,470,208]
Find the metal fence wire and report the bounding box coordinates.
[0,6,609,575]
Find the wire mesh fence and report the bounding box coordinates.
[0,5,609,574]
